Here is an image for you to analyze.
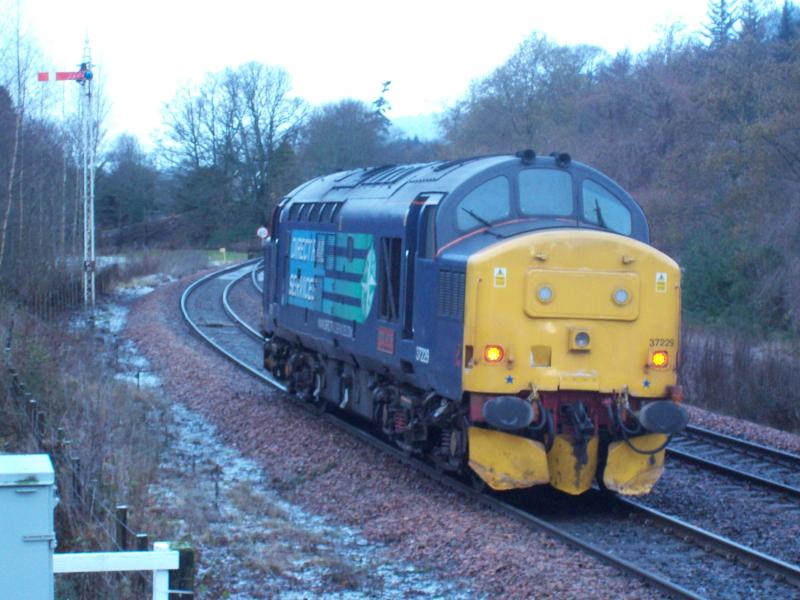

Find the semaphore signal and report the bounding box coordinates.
[36,63,92,82]
[37,43,96,308]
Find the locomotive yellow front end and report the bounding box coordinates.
[463,229,685,496]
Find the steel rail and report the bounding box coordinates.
[250,259,263,293]
[668,425,800,498]
[181,263,800,599]
[618,498,800,587]
[222,271,263,342]
[667,447,800,498]
[682,424,800,467]
[179,259,282,388]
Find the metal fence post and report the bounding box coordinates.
[136,533,149,551]
[169,541,195,599]
[115,505,129,550]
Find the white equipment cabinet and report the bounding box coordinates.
[0,454,57,600]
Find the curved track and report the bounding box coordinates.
[182,261,800,600]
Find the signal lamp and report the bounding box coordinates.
[484,345,505,363]
[650,350,669,368]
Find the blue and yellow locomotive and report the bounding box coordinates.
[262,151,687,496]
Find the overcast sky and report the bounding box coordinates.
[18,0,745,145]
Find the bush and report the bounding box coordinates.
[0,292,171,598]
[680,325,800,432]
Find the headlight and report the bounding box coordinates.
[612,288,630,305]
[537,285,554,303]
[574,331,591,348]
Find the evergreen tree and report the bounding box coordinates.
[778,0,796,42]
[739,0,765,41]
[705,0,738,48]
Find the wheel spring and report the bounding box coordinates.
[440,426,452,454]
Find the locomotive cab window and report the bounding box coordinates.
[519,169,573,216]
[581,180,632,235]
[456,176,510,231]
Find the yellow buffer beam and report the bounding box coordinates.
[603,433,668,495]
[468,427,550,491]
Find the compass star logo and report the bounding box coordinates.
[361,246,377,319]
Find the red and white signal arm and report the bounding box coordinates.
[256,226,269,239]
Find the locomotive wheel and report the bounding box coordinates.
[433,425,467,472]
[448,425,468,470]
[287,354,316,403]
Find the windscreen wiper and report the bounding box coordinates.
[461,207,503,238]
[593,199,609,230]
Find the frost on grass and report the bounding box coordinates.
[148,402,471,599]
[69,277,170,389]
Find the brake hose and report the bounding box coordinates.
[615,405,671,455]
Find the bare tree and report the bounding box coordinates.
[160,63,306,240]
[298,99,386,177]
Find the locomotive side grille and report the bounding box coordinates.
[437,270,465,319]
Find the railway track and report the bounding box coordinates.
[669,425,800,498]
[181,261,800,600]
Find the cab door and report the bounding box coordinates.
[402,194,443,342]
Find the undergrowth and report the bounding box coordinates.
[680,326,800,433]
[0,249,211,598]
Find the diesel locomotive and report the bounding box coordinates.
[261,151,687,496]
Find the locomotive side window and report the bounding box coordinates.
[289,203,302,221]
[581,180,632,235]
[456,176,510,231]
[320,203,334,222]
[331,203,343,223]
[309,203,323,222]
[420,205,437,258]
[519,169,573,216]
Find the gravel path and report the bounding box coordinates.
[126,274,659,599]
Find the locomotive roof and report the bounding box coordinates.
[282,153,650,244]
[285,155,526,204]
